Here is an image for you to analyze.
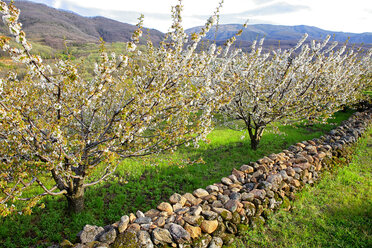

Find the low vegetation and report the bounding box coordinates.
[0,110,354,247]
[231,126,372,248]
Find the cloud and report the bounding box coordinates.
[251,0,276,5]
[190,1,310,27]
[238,2,310,16]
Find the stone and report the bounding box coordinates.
[157,202,173,215]
[206,185,219,193]
[232,168,245,182]
[118,215,130,233]
[183,192,199,206]
[99,228,117,244]
[286,167,295,177]
[212,207,232,220]
[175,207,189,215]
[169,193,187,206]
[211,200,223,208]
[137,230,154,248]
[79,225,105,244]
[128,213,136,223]
[152,228,173,245]
[193,188,209,198]
[250,189,266,200]
[136,210,145,218]
[229,192,241,201]
[224,200,240,213]
[221,177,233,186]
[240,164,254,173]
[145,209,160,218]
[241,192,254,201]
[221,233,235,245]
[217,194,229,204]
[184,215,203,226]
[201,210,218,220]
[292,179,301,187]
[184,223,202,239]
[305,145,317,155]
[169,223,191,244]
[173,203,184,211]
[154,216,166,227]
[266,174,283,190]
[243,201,256,217]
[201,220,219,234]
[60,239,73,248]
[112,231,138,248]
[194,234,212,248]
[190,205,203,216]
[208,237,223,248]
[134,216,152,225]
[231,212,241,224]
[127,223,141,232]
[225,221,238,234]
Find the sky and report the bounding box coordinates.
[25,0,371,33]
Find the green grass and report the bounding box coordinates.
[231,125,372,248]
[0,110,355,247]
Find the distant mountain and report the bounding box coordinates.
[186,24,372,50]
[1,1,371,51]
[0,1,164,49]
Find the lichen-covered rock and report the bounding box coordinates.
[169,223,191,244]
[213,208,232,221]
[224,200,240,213]
[266,174,282,191]
[193,234,212,248]
[250,189,266,200]
[241,192,254,201]
[183,215,203,226]
[111,231,138,248]
[137,231,154,248]
[60,239,74,248]
[79,225,105,244]
[152,228,173,245]
[99,228,117,244]
[211,221,226,237]
[221,233,235,245]
[208,237,223,248]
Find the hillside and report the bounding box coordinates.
[186,24,372,51]
[0,1,371,51]
[0,1,164,49]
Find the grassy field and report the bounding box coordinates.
[0,110,357,247]
[231,125,372,248]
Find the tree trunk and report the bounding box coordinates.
[247,125,265,151]
[250,137,260,150]
[65,187,85,213]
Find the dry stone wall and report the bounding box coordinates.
[70,110,372,248]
